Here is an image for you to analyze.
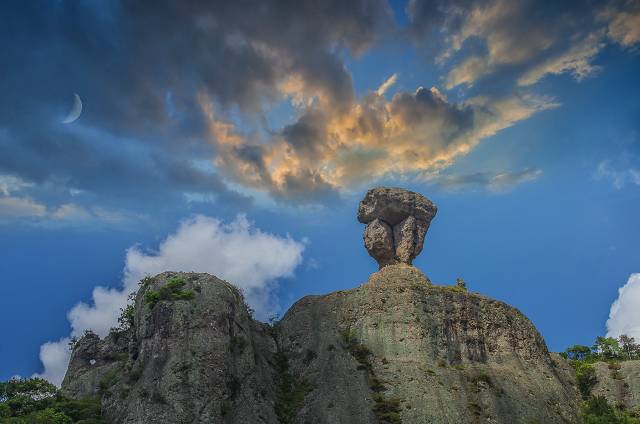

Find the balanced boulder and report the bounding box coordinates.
[358,187,437,268]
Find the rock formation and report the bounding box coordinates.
[61,187,582,424]
[358,187,437,268]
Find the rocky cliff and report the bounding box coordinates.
[61,187,581,423]
[62,267,579,423]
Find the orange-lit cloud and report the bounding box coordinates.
[199,79,557,200]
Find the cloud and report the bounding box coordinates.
[607,274,640,339]
[436,168,543,191]
[0,176,144,227]
[0,1,394,214]
[35,338,72,388]
[595,160,640,189]
[0,174,32,196]
[201,85,556,200]
[409,0,640,89]
[35,214,305,385]
[0,196,46,218]
[601,2,640,47]
[376,73,398,96]
[518,32,604,86]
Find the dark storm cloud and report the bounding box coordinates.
[0,0,393,213]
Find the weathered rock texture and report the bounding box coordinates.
[62,187,581,423]
[63,267,579,423]
[591,360,640,412]
[358,187,437,268]
[63,272,279,424]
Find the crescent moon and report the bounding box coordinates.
[62,93,82,124]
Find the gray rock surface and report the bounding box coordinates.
[364,218,396,268]
[278,264,579,424]
[591,360,640,412]
[63,267,580,424]
[63,272,278,424]
[357,187,437,225]
[358,187,437,268]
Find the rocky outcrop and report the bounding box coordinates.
[358,187,437,268]
[591,360,640,412]
[62,187,580,423]
[62,267,579,424]
[63,272,278,424]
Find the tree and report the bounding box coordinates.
[618,334,640,360]
[0,377,57,416]
[565,345,593,361]
[0,378,102,422]
[592,336,623,360]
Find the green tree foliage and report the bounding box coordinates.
[563,335,640,423]
[0,378,103,423]
[620,335,640,360]
[592,336,624,360]
[562,334,640,363]
[574,362,598,399]
[144,277,194,309]
[565,345,592,361]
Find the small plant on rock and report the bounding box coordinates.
[144,276,194,309]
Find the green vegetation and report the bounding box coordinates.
[0,378,103,423]
[144,276,194,309]
[562,335,640,363]
[97,370,119,397]
[274,352,313,424]
[341,330,373,372]
[341,330,402,423]
[562,335,640,423]
[372,393,402,424]
[580,395,640,423]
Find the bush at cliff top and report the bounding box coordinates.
[144,276,194,309]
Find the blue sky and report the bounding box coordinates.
[1,0,639,384]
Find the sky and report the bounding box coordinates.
[0,0,639,385]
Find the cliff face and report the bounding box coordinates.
[63,272,279,424]
[591,360,640,411]
[62,267,579,424]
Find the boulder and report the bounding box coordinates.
[358,187,437,268]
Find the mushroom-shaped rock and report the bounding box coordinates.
[357,187,437,226]
[359,187,437,268]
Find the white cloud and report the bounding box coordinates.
[35,338,71,387]
[0,174,33,196]
[607,274,640,339]
[376,73,398,96]
[35,214,305,386]
[595,160,640,189]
